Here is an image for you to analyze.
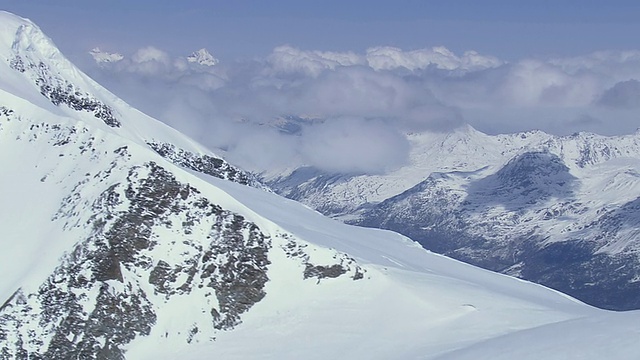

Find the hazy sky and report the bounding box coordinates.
[4,1,640,174]
[6,1,640,60]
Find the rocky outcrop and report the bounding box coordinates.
[281,238,365,282]
[148,142,259,187]
[10,55,120,128]
[0,161,271,359]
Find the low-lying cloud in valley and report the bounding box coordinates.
[86,45,640,175]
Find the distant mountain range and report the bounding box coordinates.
[90,47,219,67]
[267,122,640,310]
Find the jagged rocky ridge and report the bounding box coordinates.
[268,126,640,310]
[147,142,260,188]
[10,55,120,128]
[9,20,120,129]
[1,160,270,359]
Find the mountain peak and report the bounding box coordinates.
[187,48,218,66]
[0,11,247,179]
[0,11,57,60]
[89,47,124,64]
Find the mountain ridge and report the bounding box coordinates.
[267,119,640,310]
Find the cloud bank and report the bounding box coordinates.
[86,44,640,175]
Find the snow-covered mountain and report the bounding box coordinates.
[89,47,124,64]
[2,11,640,359]
[186,48,218,66]
[268,122,640,310]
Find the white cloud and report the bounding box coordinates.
[132,46,170,64]
[298,117,410,174]
[498,59,600,107]
[122,46,170,75]
[265,45,503,76]
[366,46,503,72]
[228,129,300,173]
[85,44,640,174]
[266,45,364,77]
[283,66,461,131]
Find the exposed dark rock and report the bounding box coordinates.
[148,260,175,294]
[205,214,271,330]
[9,57,25,72]
[0,107,13,118]
[281,238,364,283]
[10,56,120,127]
[304,264,347,279]
[147,142,257,186]
[0,161,272,358]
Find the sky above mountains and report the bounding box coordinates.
[5,0,640,60]
[3,1,640,174]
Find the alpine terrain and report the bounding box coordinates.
[268,120,640,311]
[1,11,640,360]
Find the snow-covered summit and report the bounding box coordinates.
[186,48,218,66]
[89,47,124,64]
[0,11,52,57]
[0,11,257,187]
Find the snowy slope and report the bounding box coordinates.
[0,11,258,188]
[1,11,640,360]
[435,312,640,360]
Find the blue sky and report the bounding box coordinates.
[5,0,640,61]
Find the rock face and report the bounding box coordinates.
[10,41,120,127]
[147,142,261,187]
[0,93,364,360]
[268,127,640,311]
[0,14,365,359]
[0,133,271,358]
